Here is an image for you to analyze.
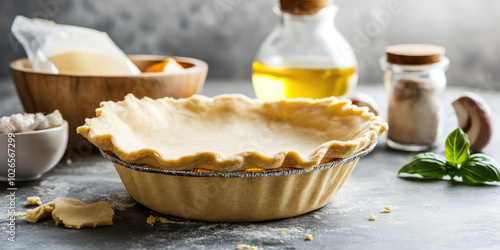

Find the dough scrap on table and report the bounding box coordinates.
[236,244,261,250]
[27,196,42,206]
[146,215,171,225]
[305,234,313,241]
[158,217,170,223]
[6,212,26,218]
[146,215,156,226]
[25,197,114,229]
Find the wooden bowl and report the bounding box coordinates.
[10,55,208,149]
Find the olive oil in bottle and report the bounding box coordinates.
[252,61,357,101]
[252,0,358,101]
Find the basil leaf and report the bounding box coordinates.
[460,154,500,184]
[445,128,470,166]
[398,153,448,179]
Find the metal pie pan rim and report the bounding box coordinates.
[100,142,376,178]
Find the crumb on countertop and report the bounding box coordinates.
[146,215,156,226]
[27,196,42,206]
[236,244,261,250]
[158,217,170,223]
[380,206,392,213]
[66,158,72,165]
[368,214,378,221]
[280,228,286,235]
[337,209,349,214]
[305,234,313,241]
[147,215,170,225]
[7,212,26,218]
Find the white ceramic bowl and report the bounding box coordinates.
[0,121,68,182]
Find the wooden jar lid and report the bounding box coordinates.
[280,0,333,15]
[385,44,445,65]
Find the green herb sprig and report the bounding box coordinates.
[398,128,500,185]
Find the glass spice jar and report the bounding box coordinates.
[252,0,358,101]
[380,44,450,151]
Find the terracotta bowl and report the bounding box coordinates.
[9,55,208,149]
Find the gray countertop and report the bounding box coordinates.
[1,79,499,249]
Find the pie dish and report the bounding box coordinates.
[101,143,375,222]
[77,94,387,222]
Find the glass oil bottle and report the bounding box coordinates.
[252,0,358,101]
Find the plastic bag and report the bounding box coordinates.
[11,15,140,75]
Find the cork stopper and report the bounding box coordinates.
[280,0,333,15]
[385,44,446,65]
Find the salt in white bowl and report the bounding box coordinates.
[0,121,68,182]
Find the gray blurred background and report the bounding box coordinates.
[1,0,499,90]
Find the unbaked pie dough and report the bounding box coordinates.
[78,94,387,171]
[25,197,114,229]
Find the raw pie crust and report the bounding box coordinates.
[77,94,387,172]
